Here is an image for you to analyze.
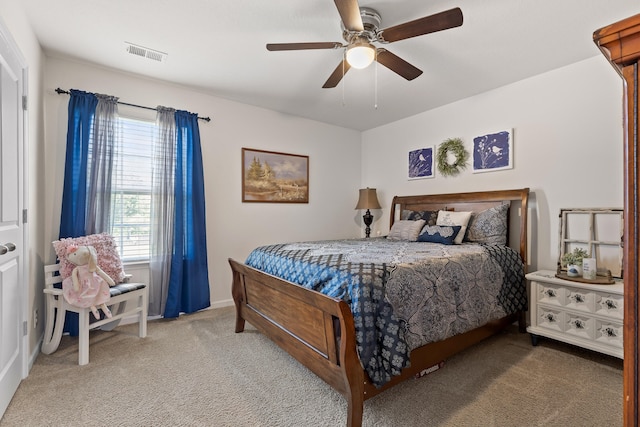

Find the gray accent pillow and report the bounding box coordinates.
[387,219,426,241]
[465,203,509,245]
[400,210,438,226]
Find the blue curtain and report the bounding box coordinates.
[163,110,211,318]
[59,90,98,239]
[59,90,98,336]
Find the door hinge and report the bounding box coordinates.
[22,209,27,224]
[22,95,27,111]
[23,321,27,336]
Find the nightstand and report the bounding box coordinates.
[526,270,623,359]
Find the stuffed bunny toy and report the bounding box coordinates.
[62,244,115,320]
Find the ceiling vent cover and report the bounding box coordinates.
[125,42,167,62]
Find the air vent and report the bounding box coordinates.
[125,42,167,63]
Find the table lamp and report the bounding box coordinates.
[355,188,381,238]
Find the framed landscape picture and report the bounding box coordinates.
[472,129,513,173]
[242,148,309,203]
[408,147,435,180]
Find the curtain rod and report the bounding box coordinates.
[55,88,211,123]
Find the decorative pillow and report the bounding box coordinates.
[387,219,426,241]
[417,225,462,245]
[436,210,472,244]
[465,203,509,245]
[52,233,126,284]
[400,209,439,226]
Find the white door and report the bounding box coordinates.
[0,22,26,417]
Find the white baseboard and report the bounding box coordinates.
[117,299,234,326]
[211,299,234,309]
[30,337,42,371]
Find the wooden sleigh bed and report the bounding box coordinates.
[229,188,529,427]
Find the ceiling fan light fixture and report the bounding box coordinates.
[265,4,463,88]
[346,42,375,69]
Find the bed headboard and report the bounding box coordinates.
[389,188,530,265]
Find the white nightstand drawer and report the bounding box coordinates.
[565,288,594,313]
[595,293,624,319]
[565,312,594,340]
[536,283,565,306]
[595,320,623,348]
[537,306,564,332]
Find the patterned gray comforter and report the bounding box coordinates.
[244,238,526,388]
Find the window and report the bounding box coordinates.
[110,116,155,261]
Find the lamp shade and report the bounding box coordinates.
[355,188,381,210]
[346,42,375,69]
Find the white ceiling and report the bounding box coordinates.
[20,0,639,131]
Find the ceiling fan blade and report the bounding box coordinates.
[266,42,343,51]
[323,59,352,88]
[333,0,364,32]
[375,49,423,81]
[379,7,463,43]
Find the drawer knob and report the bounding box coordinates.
[544,289,556,298]
[603,299,618,310]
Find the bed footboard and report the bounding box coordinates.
[229,258,366,426]
[230,257,525,427]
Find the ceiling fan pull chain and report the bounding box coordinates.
[374,50,378,109]
[342,51,347,106]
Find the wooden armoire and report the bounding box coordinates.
[594,14,640,427]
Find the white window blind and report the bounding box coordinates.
[111,116,155,261]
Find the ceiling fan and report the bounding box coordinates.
[266,0,463,88]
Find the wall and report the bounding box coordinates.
[0,3,45,362]
[42,57,363,308]
[361,56,624,272]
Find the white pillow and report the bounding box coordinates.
[436,211,472,244]
[387,219,426,241]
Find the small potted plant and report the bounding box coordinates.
[562,247,590,277]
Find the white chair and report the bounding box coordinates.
[41,263,148,365]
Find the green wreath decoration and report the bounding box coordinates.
[437,138,469,177]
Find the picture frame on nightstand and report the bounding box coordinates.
[557,208,624,279]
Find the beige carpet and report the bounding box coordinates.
[1,307,623,427]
